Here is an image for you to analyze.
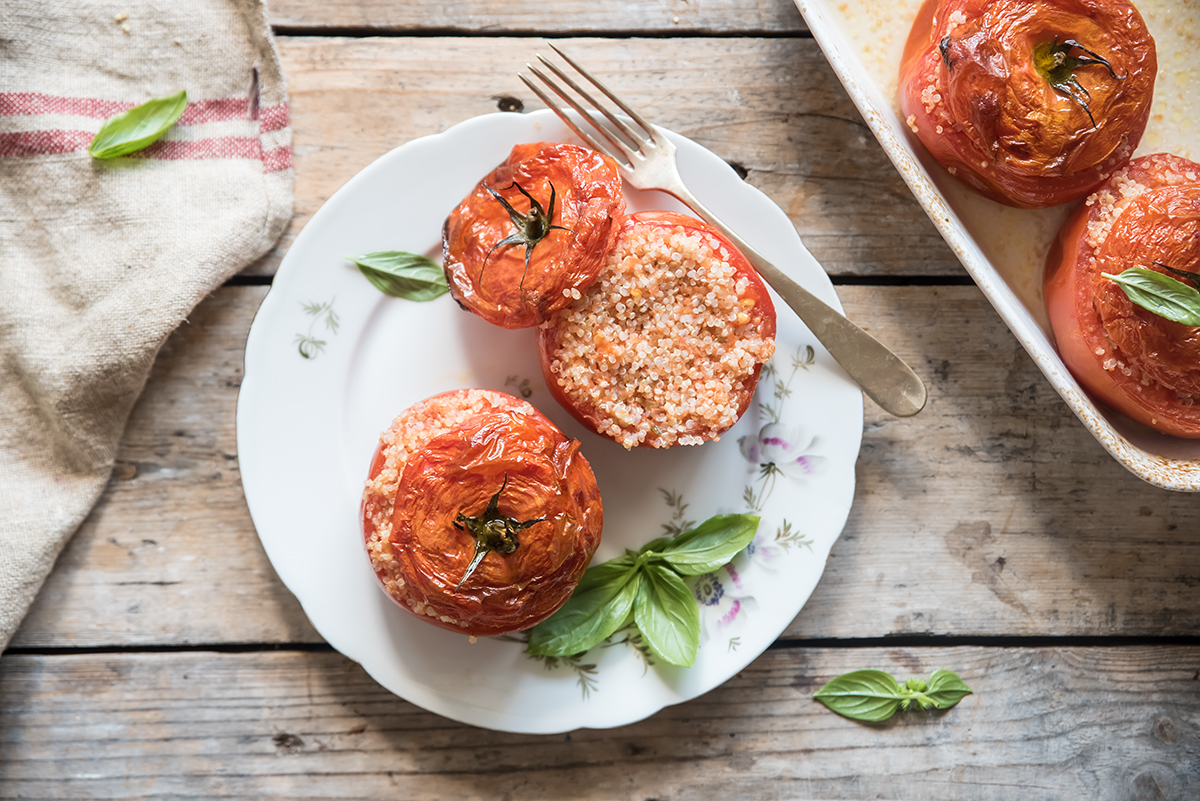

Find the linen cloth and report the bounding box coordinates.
[0,0,293,648]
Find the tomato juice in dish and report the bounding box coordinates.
[362,389,603,636]
[1045,153,1200,437]
[898,0,1157,208]
[537,211,777,449]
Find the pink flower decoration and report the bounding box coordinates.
[739,422,827,481]
[691,564,758,643]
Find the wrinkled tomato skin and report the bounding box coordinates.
[536,211,776,447]
[381,408,602,636]
[1045,153,1200,438]
[443,142,625,329]
[899,0,1156,208]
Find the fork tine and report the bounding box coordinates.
[517,73,628,167]
[524,63,640,165]
[535,56,645,152]
[547,43,660,143]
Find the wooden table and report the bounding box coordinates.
[3,3,1198,798]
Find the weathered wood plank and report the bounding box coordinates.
[11,285,1200,648]
[257,36,956,279]
[268,0,808,34]
[1,646,1196,799]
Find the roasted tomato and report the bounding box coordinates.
[442,142,625,329]
[537,211,776,449]
[362,389,603,636]
[899,0,1156,208]
[1045,153,1200,437]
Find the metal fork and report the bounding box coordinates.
[520,45,927,418]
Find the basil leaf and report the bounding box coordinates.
[813,670,905,722]
[925,669,973,708]
[652,514,760,576]
[526,560,638,657]
[347,251,449,302]
[1103,269,1200,327]
[88,90,188,159]
[633,564,700,667]
[637,536,673,554]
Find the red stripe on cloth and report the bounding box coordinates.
[0,129,93,157]
[132,136,263,161]
[0,93,131,119]
[0,92,259,124]
[262,145,292,173]
[2,129,289,173]
[177,98,252,125]
[259,102,289,133]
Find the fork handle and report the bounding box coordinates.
[663,183,927,418]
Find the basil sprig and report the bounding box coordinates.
[527,514,759,667]
[346,251,449,301]
[88,90,188,159]
[814,669,973,722]
[1103,267,1200,327]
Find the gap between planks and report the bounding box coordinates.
[8,634,1200,658]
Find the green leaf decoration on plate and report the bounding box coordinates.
[346,251,449,301]
[295,299,338,360]
[1104,267,1200,327]
[88,90,188,159]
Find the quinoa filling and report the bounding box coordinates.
[544,219,775,449]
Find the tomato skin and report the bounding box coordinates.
[899,0,1156,208]
[1045,153,1200,438]
[364,393,603,637]
[443,142,625,329]
[536,210,776,448]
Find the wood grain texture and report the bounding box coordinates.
[251,36,958,279]
[11,285,1200,648]
[268,0,808,34]
[1,646,1197,799]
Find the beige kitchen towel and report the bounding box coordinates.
[0,0,293,648]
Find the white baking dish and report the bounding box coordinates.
[797,0,1200,491]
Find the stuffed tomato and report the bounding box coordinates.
[442,142,625,329]
[362,389,603,635]
[899,0,1156,208]
[537,211,776,449]
[1045,154,1200,437]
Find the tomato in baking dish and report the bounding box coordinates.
[899,0,1157,208]
[362,389,603,636]
[442,142,625,329]
[537,211,777,449]
[1044,153,1200,438]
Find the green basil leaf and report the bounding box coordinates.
[88,90,188,159]
[637,536,673,555]
[813,670,905,722]
[652,514,760,576]
[925,669,973,709]
[633,564,700,667]
[526,560,638,657]
[347,251,449,301]
[1103,268,1200,327]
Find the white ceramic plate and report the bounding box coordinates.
[236,110,863,733]
[798,0,1200,491]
